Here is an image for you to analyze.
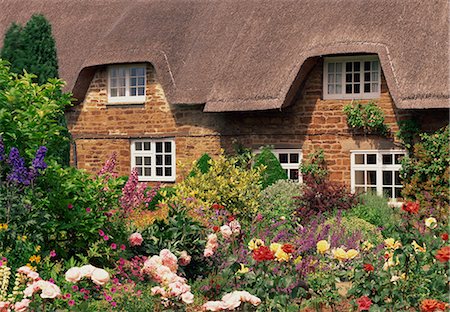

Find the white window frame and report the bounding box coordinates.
[254,148,303,183]
[108,64,146,104]
[350,150,405,201]
[130,139,176,182]
[323,55,381,100]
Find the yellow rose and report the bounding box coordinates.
[332,248,348,261]
[361,241,374,251]
[346,249,359,259]
[236,263,249,274]
[412,240,426,253]
[384,238,401,250]
[425,217,437,229]
[316,240,330,254]
[269,243,282,253]
[274,248,290,262]
[248,238,265,251]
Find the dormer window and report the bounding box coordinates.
[323,56,380,100]
[108,64,146,104]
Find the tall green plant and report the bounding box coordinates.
[0,23,24,74]
[253,147,288,189]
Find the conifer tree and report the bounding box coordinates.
[0,23,24,74]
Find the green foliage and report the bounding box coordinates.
[146,186,176,211]
[258,180,301,222]
[1,14,58,84]
[175,154,263,219]
[344,192,399,236]
[396,119,420,153]
[300,149,328,183]
[0,61,72,164]
[253,147,288,189]
[343,101,389,135]
[188,153,212,177]
[401,126,449,217]
[326,216,383,244]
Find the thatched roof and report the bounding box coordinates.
[0,0,448,111]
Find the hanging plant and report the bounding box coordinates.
[343,101,389,135]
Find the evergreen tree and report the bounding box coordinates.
[253,147,288,189]
[0,23,25,74]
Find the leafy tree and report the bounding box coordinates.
[253,147,288,189]
[0,23,24,74]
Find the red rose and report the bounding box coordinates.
[356,296,372,311]
[252,246,275,262]
[227,215,235,222]
[212,226,219,232]
[435,246,450,263]
[363,263,374,272]
[401,201,419,214]
[281,244,295,254]
[211,203,221,210]
[441,233,448,241]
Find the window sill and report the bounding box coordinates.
[106,103,145,109]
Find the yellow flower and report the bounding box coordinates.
[0,224,8,231]
[346,249,359,259]
[332,248,348,261]
[248,238,265,251]
[29,255,41,263]
[412,240,426,253]
[424,217,437,229]
[294,255,303,264]
[269,243,282,253]
[361,241,374,251]
[236,263,249,274]
[274,248,290,262]
[35,245,41,252]
[316,240,330,254]
[384,238,401,250]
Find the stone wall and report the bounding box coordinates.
[66,59,439,186]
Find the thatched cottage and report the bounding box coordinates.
[1,0,448,200]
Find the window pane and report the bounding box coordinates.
[144,168,151,176]
[290,169,299,180]
[383,171,393,185]
[328,85,334,94]
[335,84,342,93]
[354,62,360,71]
[156,155,163,166]
[144,157,151,165]
[165,167,172,176]
[135,142,142,150]
[371,72,378,81]
[135,157,142,166]
[110,88,117,97]
[137,87,145,96]
[354,154,364,164]
[355,171,365,184]
[279,154,288,163]
[328,63,335,73]
[138,77,145,86]
[354,73,360,83]
[367,171,377,185]
[346,62,352,72]
[371,83,379,92]
[372,61,379,70]
[355,186,365,194]
[368,187,377,192]
[364,83,371,92]
[144,142,151,150]
[346,73,352,83]
[346,84,352,94]
[136,167,143,176]
[354,84,360,93]
[130,88,137,96]
[395,171,401,185]
[165,155,172,165]
[395,187,402,199]
[364,72,371,82]
[336,63,342,72]
[118,88,126,97]
[382,154,393,165]
[156,167,163,176]
[156,142,163,153]
[367,154,377,164]
[328,74,335,83]
[383,187,393,198]
[394,154,403,164]
[130,77,137,86]
[136,68,145,76]
[164,142,172,153]
[290,153,299,163]
[364,61,371,71]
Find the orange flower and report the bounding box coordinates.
[401,201,419,214]
[420,299,448,312]
[363,263,374,272]
[252,246,275,262]
[281,244,295,254]
[435,246,450,263]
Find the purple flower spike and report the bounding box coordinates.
[32,146,48,171]
[7,148,31,185]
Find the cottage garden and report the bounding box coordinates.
[0,59,448,312]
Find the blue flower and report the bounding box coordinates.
[7,148,31,185]
[32,146,48,171]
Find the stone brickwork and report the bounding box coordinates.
[66,59,441,186]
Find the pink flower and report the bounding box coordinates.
[0,301,10,312]
[168,281,190,297]
[160,249,178,272]
[68,300,75,306]
[220,225,232,239]
[50,250,56,258]
[142,255,163,275]
[68,204,73,210]
[204,248,214,257]
[203,301,226,311]
[181,291,194,304]
[120,244,126,251]
[229,220,241,234]
[98,229,105,237]
[72,285,79,291]
[86,207,91,213]
[80,265,97,278]
[111,243,117,250]
[18,266,32,275]
[28,271,40,280]
[65,267,82,283]
[103,235,109,241]
[13,299,30,312]
[151,286,168,297]
[222,292,242,310]
[105,295,112,301]
[129,232,143,246]
[64,293,71,299]
[178,251,191,266]
[91,268,110,286]
[111,302,117,307]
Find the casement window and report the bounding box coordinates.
[269,149,302,182]
[108,64,146,104]
[323,56,380,100]
[131,139,175,182]
[351,150,405,200]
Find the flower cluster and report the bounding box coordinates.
[204,234,218,257]
[420,299,448,312]
[142,249,194,306]
[65,265,110,286]
[316,240,359,261]
[119,169,159,215]
[203,290,261,311]
[97,152,118,179]
[6,147,47,186]
[401,201,420,214]
[128,232,143,247]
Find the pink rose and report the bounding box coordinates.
[229,220,241,234]
[151,286,168,297]
[220,225,232,239]
[91,268,110,286]
[65,267,82,283]
[80,264,97,278]
[129,232,143,246]
[181,291,194,304]
[160,249,178,272]
[39,281,61,299]
[142,255,163,275]
[27,271,40,281]
[221,292,242,310]
[204,248,214,257]
[17,266,32,275]
[14,299,30,312]
[207,234,218,245]
[153,265,172,283]
[178,251,191,266]
[0,301,10,312]
[203,301,226,311]
[168,281,190,297]
[238,291,261,306]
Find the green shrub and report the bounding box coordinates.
[343,101,389,135]
[344,192,398,235]
[188,153,212,177]
[401,126,449,217]
[175,154,263,219]
[253,147,288,189]
[326,216,383,244]
[146,186,176,210]
[258,179,301,221]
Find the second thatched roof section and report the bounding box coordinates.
[0,0,448,111]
